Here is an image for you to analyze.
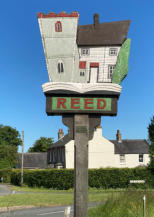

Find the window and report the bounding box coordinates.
[81,48,90,56]
[55,21,62,32]
[120,154,125,164]
[108,65,115,79]
[139,154,144,162]
[80,71,85,76]
[109,48,117,56]
[58,62,64,73]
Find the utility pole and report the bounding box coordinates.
[21,131,24,186]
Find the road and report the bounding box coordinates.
[0,184,12,196]
[0,185,102,217]
[0,203,100,217]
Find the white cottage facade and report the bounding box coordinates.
[48,127,150,169]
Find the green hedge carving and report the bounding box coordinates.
[10,168,154,189]
[112,38,131,84]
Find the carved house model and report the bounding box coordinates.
[38,12,131,94]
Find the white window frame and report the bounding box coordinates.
[108,65,115,79]
[139,154,144,163]
[81,48,90,56]
[120,154,126,164]
[109,48,118,56]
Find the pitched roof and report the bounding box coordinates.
[17,153,47,169]
[111,140,149,154]
[48,134,71,149]
[49,135,149,155]
[77,20,130,46]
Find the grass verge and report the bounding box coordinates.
[0,192,110,208]
[88,191,154,217]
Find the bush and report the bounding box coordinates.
[10,168,154,190]
[0,169,12,183]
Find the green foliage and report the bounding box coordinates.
[112,38,131,84]
[0,169,12,183]
[28,137,54,152]
[0,125,21,169]
[0,125,22,147]
[148,116,154,169]
[11,168,154,190]
[11,169,74,189]
[89,191,154,217]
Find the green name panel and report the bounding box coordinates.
[52,97,111,111]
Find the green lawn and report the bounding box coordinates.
[0,191,110,208]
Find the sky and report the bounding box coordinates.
[0,0,154,152]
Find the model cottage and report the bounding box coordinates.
[38,12,131,95]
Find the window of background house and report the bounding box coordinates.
[55,21,62,32]
[120,154,125,164]
[109,48,117,56]
[81,48,90,56]
[108,65,115,79]
[139,154,144,162]
[58,62,64,73]
[80,71,85,76]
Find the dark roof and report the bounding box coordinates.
[17,153,47,169]
[48,134,71,149]
[111,140,149,154]
[77,20,130,46]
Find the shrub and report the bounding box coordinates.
[0,169,12,183]
[10,168,154,190]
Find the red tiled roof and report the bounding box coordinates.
[37,12,79,18]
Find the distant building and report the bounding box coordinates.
[17,152,47,169]
[17,128,150,169]
[48,127,150,169]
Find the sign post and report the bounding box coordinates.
[37,11,131,217]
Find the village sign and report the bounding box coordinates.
[37,11,131,217]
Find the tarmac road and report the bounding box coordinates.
[0,203,101,217]
[0,184,12,196]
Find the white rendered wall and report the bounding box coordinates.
[65,127,115,169]
[78,46,121,82]
[65,140,74,168]
[114,153,150,168]
[38,17,79,82]
[64,127,150,169]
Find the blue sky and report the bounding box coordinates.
[0,0,154,152]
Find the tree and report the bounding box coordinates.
[0,125,22,168]
[148,116,154,169]
[28,137,54,152]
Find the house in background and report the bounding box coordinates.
[17,152,47,169]
[48,127,150,169]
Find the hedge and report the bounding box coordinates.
[10,168,154,190]
[0,169,12,183]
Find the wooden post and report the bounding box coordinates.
[21,131,24,186]
[74,114,89,217]
[143,195,146,217]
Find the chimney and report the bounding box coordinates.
[58,129,64,140]
[116,130,122,143]
[94,13,99,28]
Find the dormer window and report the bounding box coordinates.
[109,48,117,56]
[55,21,62,32]
[58,62,64,73]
